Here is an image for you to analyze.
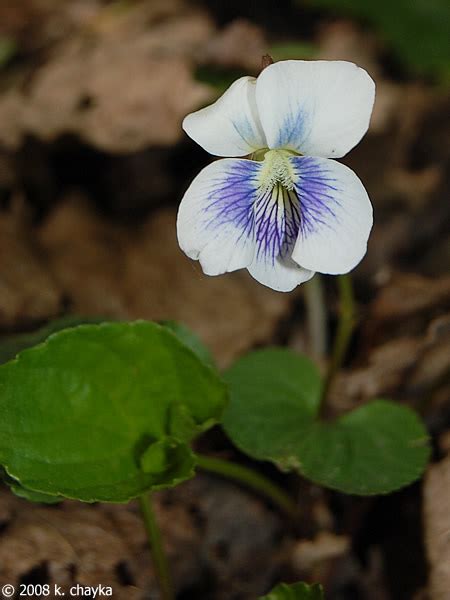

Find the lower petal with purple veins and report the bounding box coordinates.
[177,153,318,292]
[250,182,314,291]
[290,156,373,274]
[177,158,260,276]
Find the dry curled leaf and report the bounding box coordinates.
[37,195,129,318]
[331,312,450,414]
[331,336,422,410]
[423,455,450,600]
[123,209,296,368]
[0,474,281,599]
[292,531,350,570]
[0,489,152,597]
[36,200,295,367]
[292,531,350,582]
[0,204,61,329]
[201,18,268,73]
[370,273,450,323]
[0,0,214,153]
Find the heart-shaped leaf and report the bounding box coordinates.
[295,400,430,494]
[161,321,215,368]
[260,582,324,599]
[8,482,63,504]
[0,321,227,503]
[223,349,322,460]
[223,349,430,495]
[0,315,106,365]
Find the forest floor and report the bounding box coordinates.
[0,1,449,598]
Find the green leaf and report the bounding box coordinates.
[9,483,63,505]
[224,349,430,495]
[223,349,322,462]
[260,582,324,599]
[297,400,430,494]
[161,321,215,367]
[0,321,227,503]
[307,0,450,80]
[0,315,107,365]
[0,467,62,503]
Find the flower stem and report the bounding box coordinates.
[138,493,174,600]
[304,274,327,360]
[319,274,356,418]
[196,454,298,518]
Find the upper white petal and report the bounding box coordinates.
[182,77,266,157]
[290,156,373,274]
[177,158,260,275]
[255,60,375,158]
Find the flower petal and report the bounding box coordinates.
[249,182,314,291]
[183,77,266,157]
[256,60,375,158]
[248,255,314,292]
[177,158,260,275]
[290,156,373,274]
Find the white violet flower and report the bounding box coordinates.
[177,60,375,292]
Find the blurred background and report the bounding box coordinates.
[0,1,449,598]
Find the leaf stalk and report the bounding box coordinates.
[196,454,298,519]
[138,493,174,600]
[319,274,356,418]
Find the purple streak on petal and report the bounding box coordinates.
[201,159,259,243]
[291,156,341,237]
[274,105,314,150]
[254,185,301,265]
[230,116,260,149]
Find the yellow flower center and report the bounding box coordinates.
[256,149,297,193]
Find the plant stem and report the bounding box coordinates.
[138,493,174,600]
[319,274,356,418]
[304,274,327,360]
[196,454,298,518]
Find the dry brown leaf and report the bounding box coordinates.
[37,195,129,317]
[201,18,268,73]
[0,489,194,597]
[0,204,62,329]
[0,489,152,596]
[292,531,350,583]
[0,1,214,153]
[37,200,295,367]
[370,273,450,323]
[332,337,421,410]
[123,209,296,367]
[409,313,450,392]
[423,455,450,600]
[330,312,450,412]
[0,474,281,599]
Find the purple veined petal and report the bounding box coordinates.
[183,77,266,157]
[255,60,375,159]
[248,183,315,292]
[177,156,315,292]
[177,158,260,275]
[290,156,373,274]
